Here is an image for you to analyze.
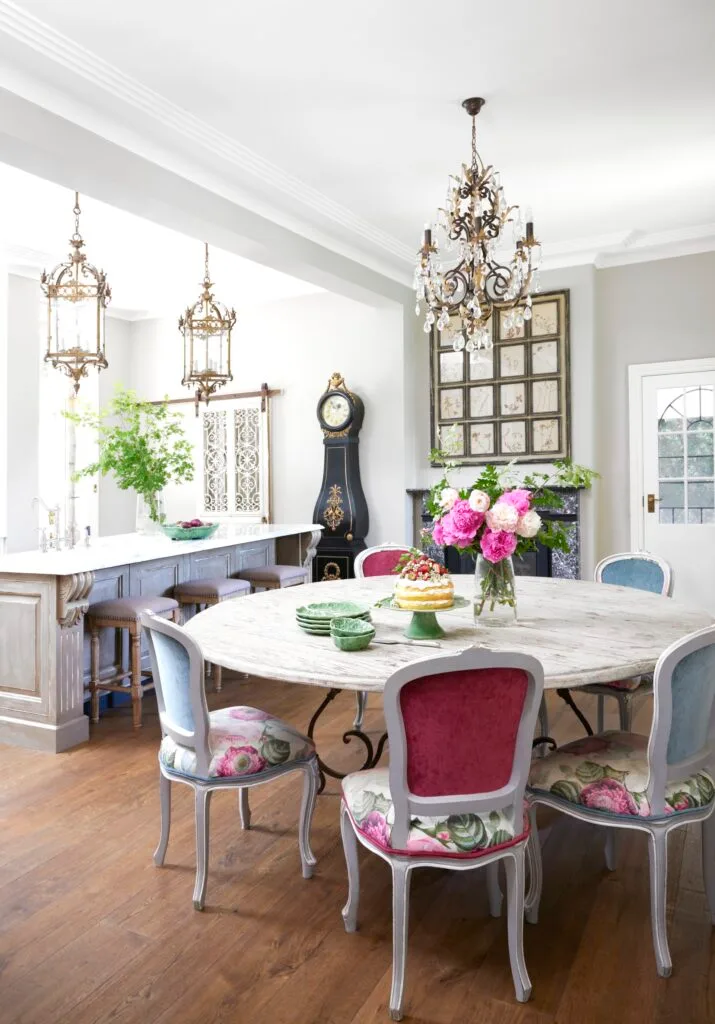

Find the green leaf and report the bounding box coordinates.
[550,779,581,803]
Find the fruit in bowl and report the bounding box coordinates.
[160,519,220,541]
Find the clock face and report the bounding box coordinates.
[320,393,351,430]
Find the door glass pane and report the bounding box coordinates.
[657,385,714,525]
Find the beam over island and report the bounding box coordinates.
[0,523,322,752]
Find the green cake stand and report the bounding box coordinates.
[375,595,469,640]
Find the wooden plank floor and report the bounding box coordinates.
[1,678,714,1024]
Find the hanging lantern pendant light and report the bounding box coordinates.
[179,242,236,406]
[41,191,111,394]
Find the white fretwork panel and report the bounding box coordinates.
[203,411,229,513]
[200,399,269,522]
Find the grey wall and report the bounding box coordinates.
[595,251,715,555]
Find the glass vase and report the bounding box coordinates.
[474,555,518,626]
[136,492,166,535]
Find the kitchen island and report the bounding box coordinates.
[0,523,322,752]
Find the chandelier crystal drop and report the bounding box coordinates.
[41,192,111,393]
[179,242,236,405]
[414,98,542,353]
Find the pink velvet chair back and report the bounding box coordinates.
[383,648,544,849]
[354,544,410,579]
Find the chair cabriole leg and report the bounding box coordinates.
[298,759,319,878]
[647,825,672,977]
[353,690,367,729]
[486,860,502,917]
[154,769,171,866]
[389,861,412,1021]
[193,786,212,911]
[238,787,251,830]
[701,812,715,925]
[604,830,618,871]
[504,846,532,1002]
[618,694,631,732]
[525,803,543,925]
[596,695,605,734]
[340,801,360,932]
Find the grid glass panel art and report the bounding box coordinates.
[431,291,570,464]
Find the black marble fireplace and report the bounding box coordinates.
[406,488,581,579]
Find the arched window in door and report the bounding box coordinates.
[657,385,714,524]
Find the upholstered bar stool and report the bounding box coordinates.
[88,596,180,729]
[236,564,309,593]
[172,577,251,692]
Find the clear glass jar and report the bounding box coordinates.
[136,492,166,535]
[474,555,517,626]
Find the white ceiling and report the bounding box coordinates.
[0,0,714,279]
[0,161,322,318]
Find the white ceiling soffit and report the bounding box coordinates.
[0,0,713,283]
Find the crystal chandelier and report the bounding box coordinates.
[415,98,542,352]
[41,192,111,393]
[179,243,236,405]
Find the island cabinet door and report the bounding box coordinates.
[233,540,275,575]
[129,555,186,599]
[188,548,233,581]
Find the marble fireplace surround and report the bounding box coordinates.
[406,488,582,579]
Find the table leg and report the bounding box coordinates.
[307,689,389,793]
[556,688,594,736]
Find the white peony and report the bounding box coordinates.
[468,489,491,513]
[516,509,542,538]
[438,487,460,510]
[486,502,519,533]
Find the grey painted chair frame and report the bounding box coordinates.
[141,611,320,910]
[352,543,411,730]
[527,625,715,977]
[583,552,673,731]
[340,646,545,1020]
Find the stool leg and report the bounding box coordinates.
[90,625,101,724]
[130,626,143,729]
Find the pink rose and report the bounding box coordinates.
[407,834,451,854]
[480,528,518,564]
[441,499,484,547]
[228,707,271,721]
[500,489,532,516]
[360,811,390,848]
[431,518,446,546]
[215,745,268,777]
[486,502,519,533]
[579,778,638,816]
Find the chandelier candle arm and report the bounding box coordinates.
[41,191,111,393]
[415,97,541,353]
[179,241,236,406]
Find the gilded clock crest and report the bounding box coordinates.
[323,484,345,531]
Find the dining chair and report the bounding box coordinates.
[352,543,411,729]
[527,624,715,977]
[141,611,320,910]
[582,552,673,731]
[339,646,545,1019]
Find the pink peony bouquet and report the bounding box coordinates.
[425,460,597,620]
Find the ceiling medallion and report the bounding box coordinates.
[41,191,111,393]
[415,97,542,352]
[179,242,237,406]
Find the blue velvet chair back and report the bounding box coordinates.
[647,626,715,814]
[596,552,672,596]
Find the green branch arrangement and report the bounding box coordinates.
[64,388,195,523]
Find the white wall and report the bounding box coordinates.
[596,251,715,555]
[128,292,409,545]
[97,317,136,537]
[7,274,40,553]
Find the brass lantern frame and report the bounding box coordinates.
[179,243,236,406]
[41,191,111,394]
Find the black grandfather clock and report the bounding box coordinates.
[312,372,369,581]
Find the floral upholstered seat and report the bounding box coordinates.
[342,767,528,857]
[528,731,715,819]
[160,706,315,779]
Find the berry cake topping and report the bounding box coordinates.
[398,554,449,582]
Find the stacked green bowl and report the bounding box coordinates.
[330,616,376,651]
[295,601,371,636]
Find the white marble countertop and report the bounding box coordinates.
[185,575,714,692]
[0,523,322,576]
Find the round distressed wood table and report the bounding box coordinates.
[185,575,713,785]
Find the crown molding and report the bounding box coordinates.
[0,0,415,273]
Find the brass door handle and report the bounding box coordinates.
[647,494,661,513]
